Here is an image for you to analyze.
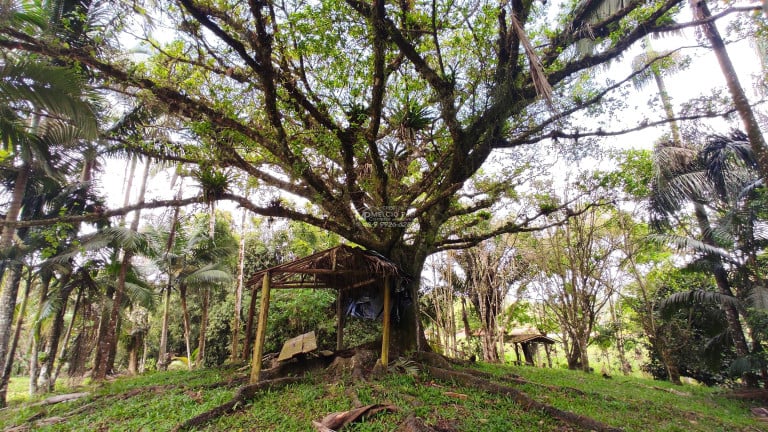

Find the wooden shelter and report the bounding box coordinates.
[244,245,410,383]
[508,333,556,367]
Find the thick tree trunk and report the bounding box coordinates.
[389,250,429,353]
[28,272,51,397]
[91,283,113,378]
[690,0,768,181]
[565,332,590,372]
[93,251,132,379]
[127,329,143,375]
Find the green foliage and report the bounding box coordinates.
[193,166,231,202]
[264,289,337,353]
[597,149,655,198]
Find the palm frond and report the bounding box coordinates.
[184,265,232,286]
[661,289,742,316]
[123,281,157,311]
[728,355,764,377]
[647,233,730,257]
[0,60,99,139]
[746,285,768,310]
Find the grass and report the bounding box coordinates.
[0,361,764,431]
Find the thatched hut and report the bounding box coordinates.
[244,245,410,382]
[508,333,556,367]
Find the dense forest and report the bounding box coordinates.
[0,0,766,411]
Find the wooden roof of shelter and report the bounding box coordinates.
[245,244,409,291]
[508,334,556,345]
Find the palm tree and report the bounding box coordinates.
[630,40,688,144]
[650,130,764,386]
[0,0,101,402]
[0,58,97,403]
[689,0,768,181]
[151,210,234,369]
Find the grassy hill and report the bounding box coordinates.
[0,354,764,431]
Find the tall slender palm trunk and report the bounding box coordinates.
[0,264,27,404]
[231,207,247,362]
[158,178,182,370]
[693,204,751,357]
[93,159,150,380]
[180,284,193,369]
[0,165,29,407]
[690,0,768,180]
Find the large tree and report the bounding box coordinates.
[0,0,758,350]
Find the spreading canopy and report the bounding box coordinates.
[0,0,756,348]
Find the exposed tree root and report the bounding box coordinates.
[259,355,335,381]
[327,349,378,382]
[424,365,623,432]
[171,376,304,432]
[726,388,768,401]
[196,374,248,390]
[458,366,601,399]
[395,414,438,431]
[27,392,90,407]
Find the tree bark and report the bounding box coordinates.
[180,283,193,369]
[38,274,74,392]
[52,287,82,384]
[231,207,247,362]
[158,284,172,371]
[158,188,182,371]
[0,264,27,404]
[28,272,51,397]
[243,287,257,361]
[0,165,30,407]
[197,287,209,368]
[93,158,150,380]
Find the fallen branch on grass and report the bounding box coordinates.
[312,403,398,431]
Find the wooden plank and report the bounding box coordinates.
[381,276,391,367]
[250,272,271,383]
[278,331,317,361]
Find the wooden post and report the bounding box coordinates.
[381,276,391,367]
[336,290,344,351]
[249,272,271,383]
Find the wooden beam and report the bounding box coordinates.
[381,276,391,367]
[336,290,344,351]
[250,272,271,383]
